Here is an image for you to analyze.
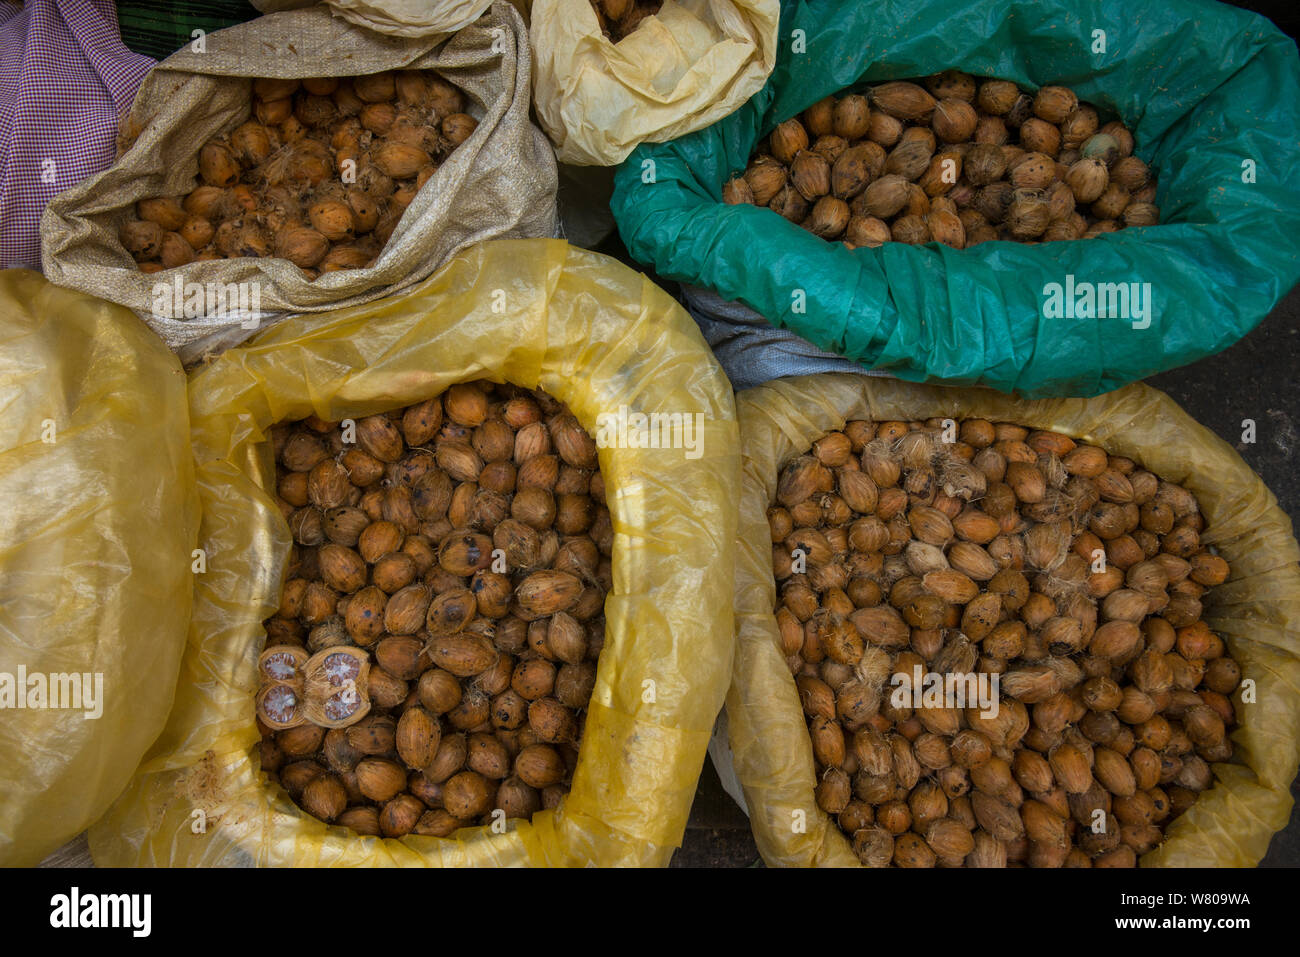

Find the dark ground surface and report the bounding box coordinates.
[662,0,1300,870]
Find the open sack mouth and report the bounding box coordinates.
[721,373,1300,868]
[612,0,1300,398]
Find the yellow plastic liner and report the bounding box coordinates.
[89,238,739,866]
[0,271,198,865]
[726,373,1300,867]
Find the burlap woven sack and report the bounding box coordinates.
[530,0,778,166]
[251,0,495,38]
[41,1,558,360]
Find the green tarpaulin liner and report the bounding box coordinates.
[610,0,1300,398]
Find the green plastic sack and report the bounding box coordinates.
[724,374,1300,866]
[610,0,1300,398]
[89,238,740,867]
[0,270,198,865]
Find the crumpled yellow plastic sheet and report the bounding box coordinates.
[0,270,198,866]
[725,374,1300,867]
[88,238,740,867]
[530,0,778,166]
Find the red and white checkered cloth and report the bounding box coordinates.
[0,1,154,271]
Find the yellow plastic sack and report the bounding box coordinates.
[0,270,197,866]
[88,238,740,867]
[725,374,1300,867]
[530,0,779,166]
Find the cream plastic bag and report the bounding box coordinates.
[530,0,778,166]
[724,374,1300,867]
[89,239,740,867]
